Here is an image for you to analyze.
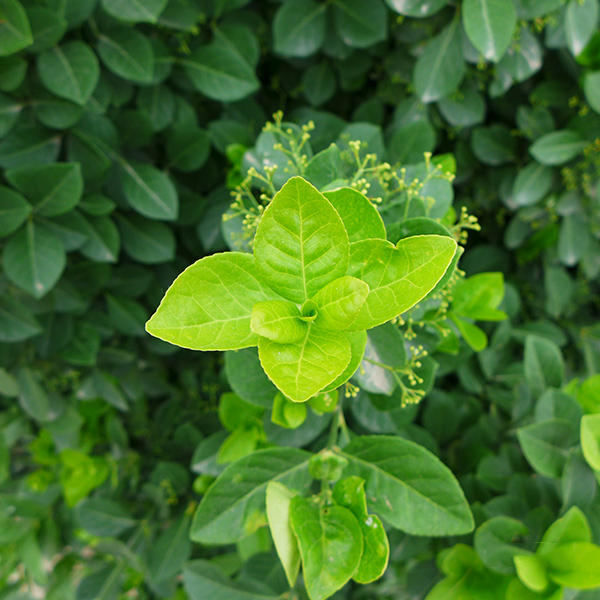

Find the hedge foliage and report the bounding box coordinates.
[1,0,600,599]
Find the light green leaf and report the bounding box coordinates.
[463,0,517,62]
[323,187,386,243]
[259,326,351,402]
[347,235,457,330]
[0,0,33,56]
[514,554,548,592]
[581,414,600,471]
[339,436,473,535]
[182,44,259,102]
[530,130,587,165]
[251,301,307,343]
[272,392,307,429]
[190,447,311,544]
[539,506,592,554]
[37,41,99,106]
[266,482,301,588]
[333,476,389,584]
[452,272,507,321]
[0,92,21,136]
[322,330,368,393]
[101,0,168,23]
[184,560,279,600]
[449,315,488,351]
[5,162,83,217]
[120,161,178,221]
[254,176,349,304]
[332,0,388,48]
[517,419,577,478]
[545,542,600,589]
[147,253,284,351]
[513,162,554,207]
[225,348,278,408]
[413,17,465,103]
[524,335,565,397]
[0,184,30,237]
[312,276,369,331]
[97,26,155,84]
[290,496,363,600]
[566,0,599,57]
[273,0,328,58]
[3,220,65,298]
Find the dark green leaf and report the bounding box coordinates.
[273,0,328,57]
[0,0,33,56]
[0,184,30,237]
[530,130,587,165]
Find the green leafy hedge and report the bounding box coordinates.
[1,1,600,599]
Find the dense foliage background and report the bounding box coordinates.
[1,0,600,599]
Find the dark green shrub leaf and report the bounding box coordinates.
[166,125,210,172]
[101,0,168,23]
[149,513,192,583]
[273,0,328,58]
[384,0,448,17]
[0,296,42,342]
[530,129,586,165]
[76,498,137,537]
[332,0,388,48]
[0,184,30,237]
[0,0,33,56]
[117,213,175,264]
[565,0,599,57]
[524,335,565,397]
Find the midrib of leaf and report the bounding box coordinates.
[99,34,148,79]
[338,450,466,523]
[85,219,115,260]
[120,216,168,253]
[294,325,312,392]
[521,430,571,458]
[179,55,253,84]
[4,134,57,162]
[127,0,158,22]
[53,46,83,103]
[35,169,75,213]
[420,18,458,100]
[213,27,251,68]
[1,14,29,41]
[333,0,375,33]
[122,162,173,216]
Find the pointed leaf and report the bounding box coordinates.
[290,496,363,600]
[190,447,312,544]
[273,0,328,57]
[251,301,308,343]
[147,253,285,351]
[258,326,351,402]
[254,176,350,303]
[347,235,457,330]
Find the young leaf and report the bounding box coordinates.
[272,393,307,429]
[545,542,600,589]
[190,447,311,544]
[258,326,351,402]
[321,330,368,393]
[290,496,363,600]
[312,276,369,331]
[539,507,592,554]
[347,235,457,330]
[5,163,83,217]
[323,187,386,243]
[255,177,350,303]
[338,435,474,535]
[147,253,286,351]
[251,301,308,343]
[452,272,507,321]
[266,481,301,588]
[581,414,600,472]
[333,476,390,584]
[514,554,549,592]
[3,221,66,298]
[462,0,516,63]
[37,42,100,106]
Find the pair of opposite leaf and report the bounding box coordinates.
[146,177,457,402]
[266,476,390,600]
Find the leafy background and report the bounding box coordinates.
[1,0,600,599]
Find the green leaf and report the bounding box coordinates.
[219,392,264,432]
[413,17,465,103]
[17,367,52,422]
[452,272,507,321]
[339,435,474,535]
[530,130,587,165]
[190,447,311,544]
[184,560,279,600]
[5,163,84,217]
[167,125,210,172]
[347,235,457,330]
[512,162,553,207]
[449,315,488,351]
[463,0,517,62]
[37,42,100,106]
[0,0,33,56]
[304,145,343,190]
[117,213,175,264]
[332,0,388,48]
[388,120,436,165]
[149,513,192,583]
[514,554,549,592]
[323,187,386,243]
[0,55,27,92]
[225,348,278,408]
[25,7,67,55]
[147,253,285,351]
[333,476,389,584]
[258,326,351,402]
[302,60,336,106]
[584,71,600,114]
[312,276,369,331]
[517,419,577,478]
[0,296,42,342]
[101,0,168,23]
[80,215,120,263]
[273,0,328,57]
[322,330,368,393]
[251,301,307,343]
[499,28,542,82]
[581,414,600,471]
[272,392,307,429]
[566,0,599,57]
[182,44,259,102]
[0,92,21,136]
[0,184,30,237]
[120,161,178,221]
[3,220,66,298]
[97,26,155,84]
[524,335,565,397]
[384,0,448,17]
[472,124,517,165]
[0,123,60,169]
[254,176,350,304]
[539,506,592,553]
[290,495,363,600]
[438,86,486,128]
[558,213,589,267]
[474,517,530,575]
[266,482,301,587]
[76,498,137,538]
[545,542,600,589]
